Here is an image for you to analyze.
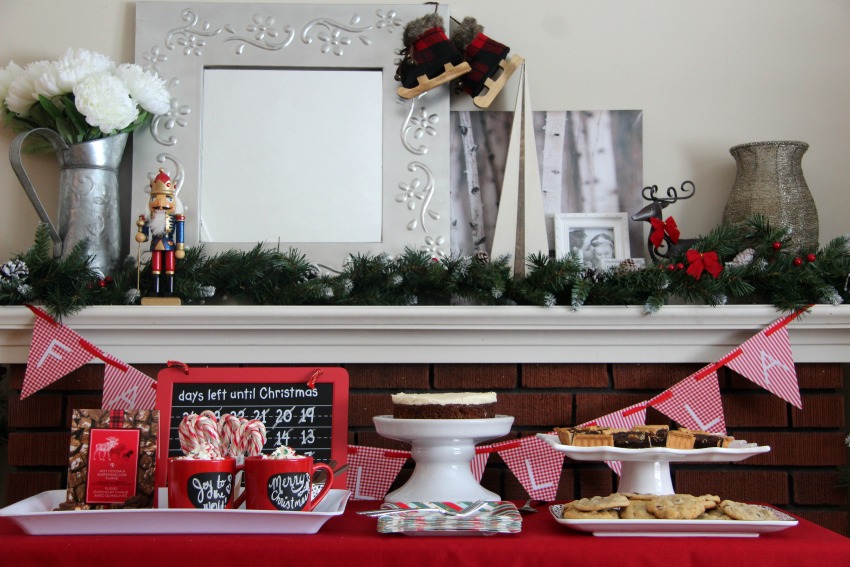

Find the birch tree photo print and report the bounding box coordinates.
[450,110,643,258]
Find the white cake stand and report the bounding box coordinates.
[373,415,514,503]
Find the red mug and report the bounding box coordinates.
[167,457,243,509]
[242,456,333,511]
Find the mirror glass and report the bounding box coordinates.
[133,3,451,271]
[200,68,383,243]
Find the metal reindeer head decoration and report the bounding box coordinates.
[631,181,696,261]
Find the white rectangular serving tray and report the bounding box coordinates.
[549,504,797,537]
[0,489,350,535]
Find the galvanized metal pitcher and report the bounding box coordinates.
[9,128,128,276]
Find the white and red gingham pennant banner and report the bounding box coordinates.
[471,446,495,482]
[651,364,726,434]
[581,401,648,475]
[21,306,95,399]
[102,359,157,410]
[723,313,802,409]
[496,436,564,501]
[346,445,410,500]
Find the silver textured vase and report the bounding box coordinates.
[722,140,818,251]
[10,128,128,276]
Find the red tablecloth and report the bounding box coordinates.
[2,500,849,567]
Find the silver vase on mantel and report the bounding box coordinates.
[722,140,818,251]
[10,128,128,276]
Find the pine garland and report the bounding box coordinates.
[2,216,849,319]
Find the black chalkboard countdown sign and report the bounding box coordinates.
[155,366,348,490]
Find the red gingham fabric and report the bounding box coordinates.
[652,367,727,434]
[582,402,648,475]
[22,309,95,398]
[725,321,801,409]
[103,361,157,410]
[497,436,564,501]
[346,446,409,501]
[470,451,489,482]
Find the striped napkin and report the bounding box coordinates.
[375,501,522,535]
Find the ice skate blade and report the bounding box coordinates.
[397,61,471,99]
[141,296,182,306]
[473,55,524,109]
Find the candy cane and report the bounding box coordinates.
[200,410,219,429]
[234,417,248,455]
[178,414,201,455]
[220,414,243,457]
[196,414,221,449]
[238,419,267,457]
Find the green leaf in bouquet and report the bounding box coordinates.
[119,110,149,134]
[52,116,75,146]
[36,94,64,120]
[61,96,89,143]
[27,102,57,131]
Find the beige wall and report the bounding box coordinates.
[1,0,848,262]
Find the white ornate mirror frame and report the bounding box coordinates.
[133,2,451,271]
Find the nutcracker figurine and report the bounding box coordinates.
[136,169,184,304]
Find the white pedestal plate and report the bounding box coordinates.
[373,415,514,502]
[537,433,770,495]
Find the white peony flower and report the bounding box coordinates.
[2,49,170,143]
[55,48,115,93]
[0,61,25,117]
[5,61,49,116]
[32,61,65,99]
[115,63,170,115]
[73,72,138,133]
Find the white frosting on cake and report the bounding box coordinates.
[391,392,497,406]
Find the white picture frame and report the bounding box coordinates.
[554,212,630,269]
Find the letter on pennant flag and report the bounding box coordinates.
[22,308,95,398]
[103,361,157,410]
[652,366,726,433]
[346,446,409,500]
[497,436,564,501]
[581,402,648,475]
[724,321,802,409]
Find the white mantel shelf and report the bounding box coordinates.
[1,305,849,365]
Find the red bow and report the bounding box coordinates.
[649,217,680,248]
[686,250,723,280]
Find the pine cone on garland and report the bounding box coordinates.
[727,248,755,268]
[474,250,490,264]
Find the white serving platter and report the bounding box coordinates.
[537,433,771,462]
[0,489,350,535]
[549,504,797,537]
[537,433,772,494]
